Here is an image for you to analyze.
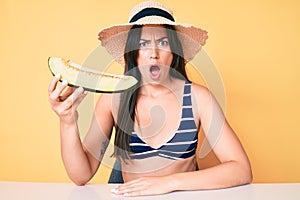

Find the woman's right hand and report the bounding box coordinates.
[48,74,88,123]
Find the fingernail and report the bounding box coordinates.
[61,80,68,86]
[55,73,61,78]
[77,87,84,93]
[111,188,117,193]
[83,90,88,95]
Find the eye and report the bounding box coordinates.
[158,40,169,47]
[139,41,148,47]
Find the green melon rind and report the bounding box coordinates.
[48,57,138,93]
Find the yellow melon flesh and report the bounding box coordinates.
[48,57,138,93]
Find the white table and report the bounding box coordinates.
[0,181,299,200]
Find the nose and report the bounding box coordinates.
[150,44,159,59]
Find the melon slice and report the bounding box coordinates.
[48,57,137,93]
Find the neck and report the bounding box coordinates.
[139,77,181,97]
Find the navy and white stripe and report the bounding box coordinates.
[129,82,198,160]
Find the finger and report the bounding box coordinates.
[112,184,145,196]
[120,178,142,187]
[48,74,61,95]
[49,80,68,101]
[115,180,145,194]
[115,181,139,192]
[119,184,147,197]
[72,90,88,108]
[60,86,75,101]
[64,87,85,109]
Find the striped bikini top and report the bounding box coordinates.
[129,82,198,160]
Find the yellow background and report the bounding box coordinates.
[1,0,299,183]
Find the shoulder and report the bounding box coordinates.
[190,82,212,103]
[189,82,208,117]
[190,82,218,118]
[96,92,121,104]
[190,82,225,119]
[95,93,120,115]
[95,93,113,106]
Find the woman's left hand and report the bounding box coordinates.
[111,176,176,197]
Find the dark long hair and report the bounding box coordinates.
[114,24,188,161]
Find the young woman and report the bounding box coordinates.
[48,1,252,197]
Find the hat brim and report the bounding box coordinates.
[98,16,208,64]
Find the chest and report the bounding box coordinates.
[134,93,183,148]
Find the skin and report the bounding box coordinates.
[48,25,252,197]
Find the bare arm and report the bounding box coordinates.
[48,75,114,185]
[113,84,252,196]
[171,84,252,190]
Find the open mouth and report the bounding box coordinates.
[150,65,160,76]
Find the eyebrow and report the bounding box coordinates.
[139,36,169,42]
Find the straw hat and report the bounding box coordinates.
[98,0,208,64]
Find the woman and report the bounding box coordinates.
[48,0,252,197]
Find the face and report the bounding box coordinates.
[136,25,173,83]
